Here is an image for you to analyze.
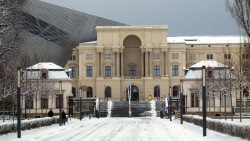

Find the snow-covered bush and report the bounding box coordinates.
[0,117,59,135]
[183,115,250,140]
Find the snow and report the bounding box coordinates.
[27,62,64,70]
[190,60,227,68]
[167,36,249,44]
[0,117,246,141]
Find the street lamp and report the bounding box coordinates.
[202,66,206,136]
[68,92,73,118]
[17,67,21,138]
[180,79,183,124]
[59,81,62,126]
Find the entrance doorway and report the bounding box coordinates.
[126,85,139,101]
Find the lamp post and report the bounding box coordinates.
[17,67,21,138]
[180,80,183,124]
[169,86,172,121]
[59,81,62,126]
[230,67,234,121]
[156,84,160,101]
[68,92,73,119]
[128,84,132,117]
[202,66,207,136]
[79,88,82,121]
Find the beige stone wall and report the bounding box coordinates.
[64,25,244,104]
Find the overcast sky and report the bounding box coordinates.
[40,0,240,36]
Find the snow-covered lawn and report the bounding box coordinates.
[0,116,245,141]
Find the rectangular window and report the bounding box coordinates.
[70,67,76,78]
[104,54,112,60]
[153,53,160,59]
[25,98,33,109]
[191,93,199,107]
[70,55,76,61]
[242,54,249,59]
[86,54,93,60]
[224,54,231,59]
[206,54,213,60]
[172,65,178,76]
[86,66,93,77]
[41,98,48,109]
[105,66,111,77]
[129,66,136,76]
[242,65,249,76]
[154,65,160,76]
[188,54,196,60]
[172,53,179,59]
[56,94,63,108]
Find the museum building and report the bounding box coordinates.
[65,25,248,107]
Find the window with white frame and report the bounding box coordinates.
[188,53,196,60]
[224,54,231,59]
[172,53,179,59]
[86,54,93,60]
[70,55,76,61]
[206,54,213,60]
[242,54,249,60]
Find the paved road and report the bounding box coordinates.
[0,117,245,141]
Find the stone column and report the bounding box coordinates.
[149,51,152,76]
[101,51,104,76]
[141,51,144,76]
[161,52,164,76]
[116,52,120,76]
[165,52,168,76]
[145,51,148,76]
[121,52,124,77]
[112,51,116,77]
[96,52,100,76]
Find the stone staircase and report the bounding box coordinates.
[99,101,108,117]
[110,101,152,117]
[155,101,165,117]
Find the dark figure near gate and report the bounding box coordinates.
[48,109,54,117]
[62,110,66,125]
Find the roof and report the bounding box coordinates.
[189,60,228,69]
[26,62,70,80]
[185,60,230,79]
[167,36,249,44]
[27,62,64,70]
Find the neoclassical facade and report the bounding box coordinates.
[65,25,247,104]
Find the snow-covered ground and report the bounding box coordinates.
[0,116,245,141]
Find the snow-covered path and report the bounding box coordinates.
[0,117,245,141]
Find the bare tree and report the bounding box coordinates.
[0,0,25,60]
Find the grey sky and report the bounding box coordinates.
[40,0,240,36]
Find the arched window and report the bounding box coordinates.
[154,85,160,100]
[86,87,93,97]
[173,86,179,97]
[105,86,112,98]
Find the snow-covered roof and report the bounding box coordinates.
[185,60,229,79]
[167,36,249,44]
[79,41,97,45]
[26,62,70,80]
[27,62,64,70]
[190,60,227,69]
